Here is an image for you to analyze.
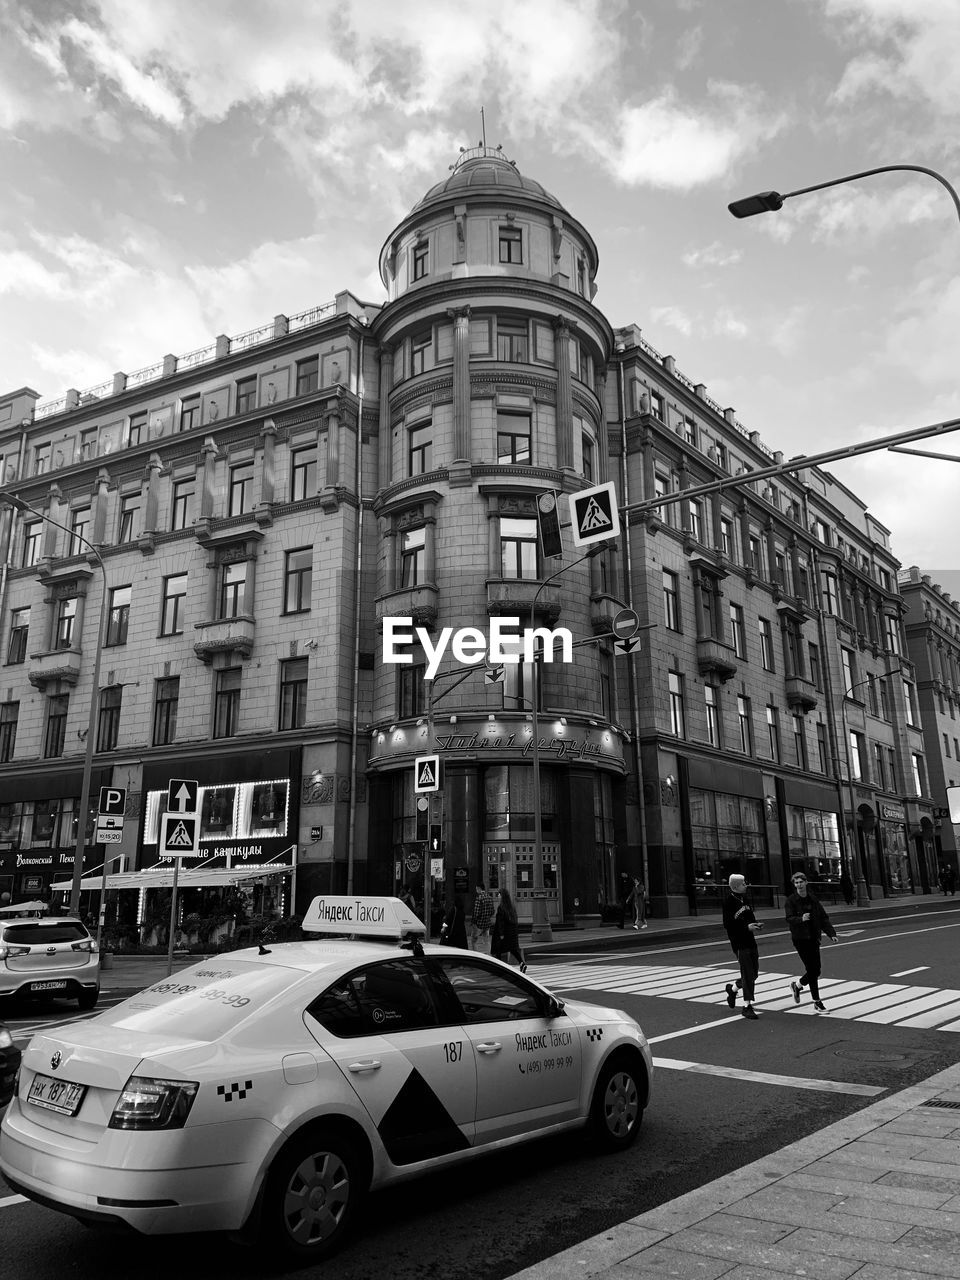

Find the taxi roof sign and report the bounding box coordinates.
[301,895,426,940]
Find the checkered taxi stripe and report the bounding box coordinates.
[537,962,960,1034]
[217,1080,253,1102]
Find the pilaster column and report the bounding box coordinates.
[142,453,163,533]
[449,307,472,462]
[554,317,574,471]
[259,418,277,506]
[200,438,218,519]
[325,401,341,489]
[91,470,110,546]
[378,345,393,490]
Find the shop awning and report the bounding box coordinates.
[49,865,294,894]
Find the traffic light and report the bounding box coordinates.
[429,824,443,854]
[536,490,562,558]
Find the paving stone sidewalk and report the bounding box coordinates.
[508,1061,960,1280]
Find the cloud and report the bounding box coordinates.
[752,180,946,245]
[681,240,743,268]
[712,307,748,339]
[649,305,693,337]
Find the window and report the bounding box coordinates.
[153,676,179,746]
[737,695,752,754]
[879,677,890,720]
[783,618,803,677]
[283,547,312,613]
[307,957,443,1038]
[55,597,77,649]
[867,674,879,717]
[496,318,528,362]
[229,461,254,516]
[720,517,733,558]
[399,663,426,718]
[179,395,200,432]
[44,694,69,759]
[498,226,523,264]
[6,607,29,664]
[219,562,246,619]
[411,329,432,375]
[748,535,763,575]
[793,714,807,769]
[668,671,686,738]
[849,730,864,780]
[118,492,141,543]
[759,618,775,672]
[649,390,665,422]
[106,585,130,647]
[774,550,788,590]
[412,242,429,280]
[840,647,856,697]
[699,574,722,640]
[127,412,146,447]
[873,742,886,789]
[767,705,781,762]
[22,522,42,568]
[408,423,432,476]
[729,603,746,658]
[822,572,839,615]
[684,416,697,446]
[903,680,917,726]
[296,356,319,396]
[96,685,122,752]
[279,658,308,730]
[581,432,594,482]
[400,527,426,587]
[69,507,90,556]
[653,472,671,526]
[497,412,531,464]
[79,428,98,460]
[214,668,241,738]
[663,570,681,632]
[712,440,728,470]
[499,638,535,711]
[500,517,538,580]
[816,722,829,773]
[290,445,317,501]
[161,573,188,636]
[687,499,703,543]
[236,377,258,414]
[912,752,927,796]
[0,702,18,764]
[705,684,720,747]
[171,478,195,530]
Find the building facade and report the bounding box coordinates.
[0,146,940,921]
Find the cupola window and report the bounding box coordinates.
[499,225,523,264]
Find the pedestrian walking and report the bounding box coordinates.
[938,864,957,896]
[491,887,527,971]
[616,872,632,928]
[785,871,838,1012]
[722,874,763,1019]
[470,881,495,952]
[439,893,468,948]
[627,875,648,929]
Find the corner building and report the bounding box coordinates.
[0,147,937,921]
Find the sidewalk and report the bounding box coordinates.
[508,1059,960,1279]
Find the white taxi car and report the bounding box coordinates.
[0,897,652,1264]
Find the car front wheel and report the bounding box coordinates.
[261,1129,364,1262]
[589,1053,644,1150]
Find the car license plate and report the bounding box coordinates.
[27,1073,86,1116]
[29,980,68,993]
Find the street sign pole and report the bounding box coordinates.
[166,857,181,978]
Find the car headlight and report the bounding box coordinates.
[108,1076,199,1130]
[71,939,95,953]
[0,1026,13,1050]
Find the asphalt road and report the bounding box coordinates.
[2,901,960,1279]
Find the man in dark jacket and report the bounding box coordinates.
[722,874,763,1019]
[785,872,838,1012]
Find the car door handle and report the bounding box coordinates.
[476,1042,502,1054]
[347,1060,382,1073]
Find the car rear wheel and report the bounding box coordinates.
[261,1128,364,1262]
[589,1053,644,1150]
[77,988,99,1011]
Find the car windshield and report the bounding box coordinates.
[99,958,300,1039]
[2,922,89,945]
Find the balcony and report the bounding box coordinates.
[785,675,819,713]
[486,580,562,624]
[376,583,439,632]
[193,616,256,665]
[28,648,83,690]
[590,593,627,635]
[696,637,738,682]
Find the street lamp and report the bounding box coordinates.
[729,164,960,224]
[0,493,108,917]
[528,542,606,943]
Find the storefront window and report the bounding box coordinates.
[690,789,768,892]
[786,806,841,883]
[143,780,291,846]
[483,765,556,837]
[594,772,616,913]
[0,802,23,847]
[882,822,913,893]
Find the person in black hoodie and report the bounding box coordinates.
[785,872,838,1012]
[722,874,763,1019]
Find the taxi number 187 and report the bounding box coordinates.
[443,1041,463,1063]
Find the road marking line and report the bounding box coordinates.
[0,1195,27,1210]
[654,1058,886,1097]
[648,1016,736,1042]
[891,966,930,977]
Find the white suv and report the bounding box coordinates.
[0,916,100,1009]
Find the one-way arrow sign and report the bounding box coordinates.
[614,637,641,656]
[167,778,199,814]
[484,666,505,684]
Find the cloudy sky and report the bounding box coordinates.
[1,0,958,589]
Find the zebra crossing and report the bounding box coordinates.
[534,960,960,1033]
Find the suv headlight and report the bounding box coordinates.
[109,1076,199,1130]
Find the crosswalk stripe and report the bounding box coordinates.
[535,961,960,1034]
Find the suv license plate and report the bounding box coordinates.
[28,1073,86,1116]
[29,980,68,993]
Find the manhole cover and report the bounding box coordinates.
[834,1047,915,1064]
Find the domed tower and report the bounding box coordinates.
[366,146,626,927]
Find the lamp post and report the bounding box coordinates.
[528,542,606,944]
[729,164,960,225]
[0,494,108,917]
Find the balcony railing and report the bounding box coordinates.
[27,649,83,689]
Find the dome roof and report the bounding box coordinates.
[413,146,563,211]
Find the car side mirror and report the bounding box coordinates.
[545,995,565,1018]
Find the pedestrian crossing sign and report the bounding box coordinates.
[568,481,620,547]
[414,755,440,794]
[160,812,200,858]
